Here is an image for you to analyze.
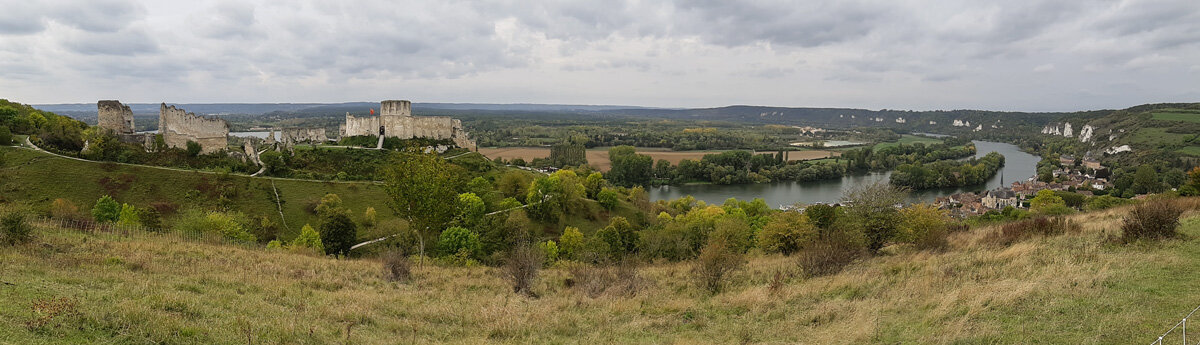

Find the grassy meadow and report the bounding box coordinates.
[1151,109,1200,123]
[2,201,1199,344]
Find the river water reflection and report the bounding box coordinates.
[649,140,1040,208]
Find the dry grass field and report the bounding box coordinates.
[3,201,1200,344]
[479,147,838,170]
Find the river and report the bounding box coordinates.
[649,140,1040,208]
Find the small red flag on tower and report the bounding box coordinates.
[370,108,375,115]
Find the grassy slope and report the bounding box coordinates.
[0,147,637,242]
[1151,109,1200,123]
[1,146,392,241]
[2,203,1198,344]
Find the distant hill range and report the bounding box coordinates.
[30,101,1199,146]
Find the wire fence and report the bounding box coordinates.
[27,215,256,248]
[1151,305,1200,345]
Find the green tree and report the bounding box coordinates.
[438,226,482,258]
[185,140,202,157]
[0,126,11,146]
[319,212,357,256]
[91,195,121,223]
[453,192,487,230]
[383,153,465,261]
[842,182,907,252]
[117,204,140,227]
[803,204,838,229]
[1132,165,1161,194]
[897,203,950,249]
[595,216,637,259]
[290,224,325,253]
[315,193,344,218]
[558,226,584,260]
[607,146,653,187]
[1030,189,1067,214]
[497,170,532,200]
[259,151,288,176]
[758,211,818,255]
[596,187,620,210]
[583,172,605,198]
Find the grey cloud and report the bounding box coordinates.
[50,0,145,33]
[194,2,262,40]
[62,27,158,55]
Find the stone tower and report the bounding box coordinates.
[379,100,412,117]
[97,100,135,134]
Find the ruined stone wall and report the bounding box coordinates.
[159,103,229,154]
[339,100,475,149]
[97,100,135,135]
[282,127,328,144]
[341,113,380,137]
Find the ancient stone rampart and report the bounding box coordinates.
[339,100,475,149]
[159,103,229,154]
[97,100,135,135]
[282,127,328,144]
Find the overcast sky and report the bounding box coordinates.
[1,0,1198,111]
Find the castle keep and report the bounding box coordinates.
[159,103,230,154]
[339,100,475,149]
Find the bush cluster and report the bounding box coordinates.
[1121,201,1183,242]
[987,216,1079,246]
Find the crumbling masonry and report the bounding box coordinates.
[159,103,230,154]
[97,100,153,149]
[338,100,475,149]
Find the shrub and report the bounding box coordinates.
[1,211,32,245]
[437,226,482,259]
[117,204,140,227]
[1121,201,1183,242]
[266,240,283,250]
[597,188,620,210]
[558,226,584,260]
[185,140,202,157]
[566,259,646,298]
[595,216,637,260]
[898,204,951,250]
[290,224,325,254]
[987,217,1080,246]
[381,249,412,283]
[362,207,377,228]
[49,199,82,220]
[803,204,838,229]
[693,237,745,293]
[0,126,11,146]
[91,195,120,223]
[319,212,357,256]
[505,244,543,296]
[798,229,864,277]
[176,210,257,243]
[538,240,559,264]
[758,211,818,255]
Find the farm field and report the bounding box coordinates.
[1151,109,1200,123]
[479,147,838,170]
[874,134,944,151]
[1127,128,1198,148]
[1177,146,1200,157]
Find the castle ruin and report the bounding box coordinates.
[159,103,230,154]
[281,127,328,145]
[97,100,153,149]
[339,100,475,149]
